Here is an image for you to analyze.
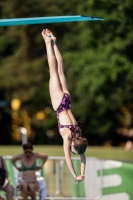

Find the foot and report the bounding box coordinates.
[41,29,52,43]
[46,28,56,43]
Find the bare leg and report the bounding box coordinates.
[46,29,69,94]
[19,182,29,200]
[41,29,64,110]
[29,183,38,200]
[2,184,14,200]
[45,29,77,125]
[0,196,4,200]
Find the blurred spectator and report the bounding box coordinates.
[11,142,48,200]
[0,156,14,200]
[124,140,133,151]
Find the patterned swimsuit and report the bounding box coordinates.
[56,93,78,135]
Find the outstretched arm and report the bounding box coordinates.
[63,135,77,179]
[75,154,86,183]
[63,137,86,184]
[80,153,86,177]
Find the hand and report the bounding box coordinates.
[17,167,22,171]
[36,166,43,170]
[74,175,85,184]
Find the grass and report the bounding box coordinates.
[0,145,133,161]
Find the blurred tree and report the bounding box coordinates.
[0,0,133,145]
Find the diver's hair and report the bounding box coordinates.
[75,126,82,136]
[22,142,33,151]
[72,128,88,154]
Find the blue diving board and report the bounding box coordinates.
[0,15,104,26]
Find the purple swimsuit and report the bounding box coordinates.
[56,93,78,135]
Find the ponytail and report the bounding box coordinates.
[72,126,82,140]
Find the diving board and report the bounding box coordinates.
[0,15,104,26]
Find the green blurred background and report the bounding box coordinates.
[0,146,133,161]
[0,0,133,149]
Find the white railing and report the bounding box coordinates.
[44,156,103,200]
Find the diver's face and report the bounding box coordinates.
[70,141,78,154]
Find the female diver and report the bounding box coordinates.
[41,29,88,183]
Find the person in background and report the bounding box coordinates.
[11,142,48,200]
[0,156,14,200]
[124,140,133,151]
[41,29,88,184]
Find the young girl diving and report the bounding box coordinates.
[41,29,88,184]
